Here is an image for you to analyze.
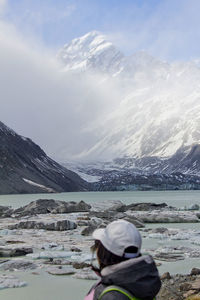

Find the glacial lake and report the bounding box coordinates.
[0,190,200,209]
[0,190,200,300]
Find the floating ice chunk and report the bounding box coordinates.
[191,238,200,246]
[0,274,27,290]
[47,266,75,275]
[41,243,64,251]
[148,233,169,239]
[70,253,92,262]
[0,229,16,236]
[72,268,98,280]
[27,251,76,260]
[170,233,191,240]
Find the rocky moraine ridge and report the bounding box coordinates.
[0,198,200,299]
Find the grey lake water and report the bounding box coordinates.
[0,190,200,300]
[1,190,200,209]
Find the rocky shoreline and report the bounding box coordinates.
[0,199,200,299]
[158,270,200,299]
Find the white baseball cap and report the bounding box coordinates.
[92,219,142,257]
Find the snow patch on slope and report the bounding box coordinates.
[23,178,55,193]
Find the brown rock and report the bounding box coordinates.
[191,268,200,276]
[191,278,200,290]
[70,246,81,252]
[161,272,171,280]
[72,262,90,269]
[185,294,200,300]
[180,282,192,291]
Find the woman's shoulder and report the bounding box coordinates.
[94,283,129,300]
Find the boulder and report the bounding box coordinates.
[81,224,98,236]
[190,268,200,275]
[188,204,200,210]
[43,259,71,266]
[6,240,25,245]
[161,272,171,280]
[0,259,9,265]
[127,211,200,223]
[89,210,121,220]
[0,260,37,271]
[180,282,192,291]
[123,216,145,228]
[13,199,91,217]
[90,210,140,223]
[41,243,64,251]
[0,205,13,218]
[81,218,105,236]
[8,219,77,231]
[105,203,126,213]
[70,246,81,252]
[51,200,91,213]
[154,252,185,262]
[91,200,125,212]
[89,210,144,228]
[0,247,33,257]
[157,273,200,300]
[72,262,90,269]
[126,202,169,211]
[151,227,169,234]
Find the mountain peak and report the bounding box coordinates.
[73,30,105,44]
[57,31,123,72]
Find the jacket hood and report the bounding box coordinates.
[100,255,161,300]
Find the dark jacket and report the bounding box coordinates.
[93,255,161,300]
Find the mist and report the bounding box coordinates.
[1,0,200,164]
[0,20,121,162]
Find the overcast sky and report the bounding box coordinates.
[0,0,200,162]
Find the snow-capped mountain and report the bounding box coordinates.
[58,31,200,167]
[57,31,123,74]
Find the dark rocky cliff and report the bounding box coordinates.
[0,121,88,194]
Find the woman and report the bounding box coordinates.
[85,219,161,300]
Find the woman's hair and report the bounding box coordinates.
[92,240,139,271]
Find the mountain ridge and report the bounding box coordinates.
[0,121,88,194]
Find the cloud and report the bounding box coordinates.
[22,3,76,25]
[1,0,200,163]
[0,19,119,162]
[0,0,7,13]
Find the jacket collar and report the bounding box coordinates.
[101,255,153,277]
